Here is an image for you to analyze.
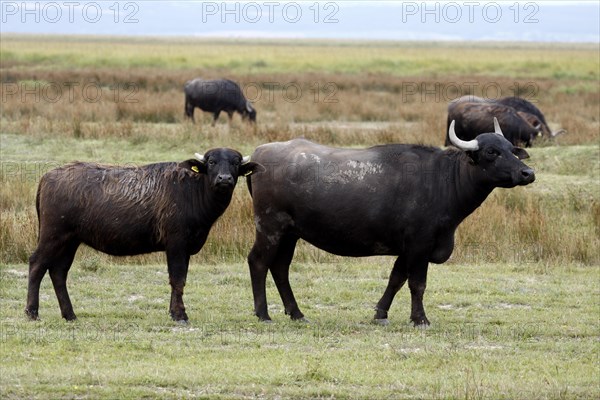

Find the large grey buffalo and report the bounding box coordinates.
[26,149,263,322]
[184,78,256,125]
[247,119,535,326]
[446,95,565,147]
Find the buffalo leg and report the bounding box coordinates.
[408,259,430,326]
[269,235,304,320]
[374,257,408,322]
[166,251,190,322]
[211,111,221,126]
[247,235,273,321]
[25,251,49,320]
[249,233,304,322]
[48,254,78,321]
[26,241,78,320]
[48,241,79,321]
[184,100,195,122]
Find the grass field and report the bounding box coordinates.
[1,261,598,399]
[1,35,599,399]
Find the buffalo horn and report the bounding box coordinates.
[449,120,479,151]
[242,156,251,164]
[493,117,505,137]
[194,153,205,163]
[246,101,253,113]
[551,128,567,137]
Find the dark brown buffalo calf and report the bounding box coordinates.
[26,149,263,322]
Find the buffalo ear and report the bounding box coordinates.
[517,111,542,130]
[239,161,265,177]
[512,147,530,160]
[179,159,207,174]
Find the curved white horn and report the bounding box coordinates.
[449,120,479,151]
[246,101,253,113]
[493,117,504,137]
[551,128,567,137]
[242,155,251,164]
[194,153,205,162]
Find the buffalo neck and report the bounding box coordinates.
[196,176,235,224]
[448,153,495,224]
[163,171,234,231]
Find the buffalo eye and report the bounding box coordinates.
[208,160,216,166]
[232,159,241,167]
[486,148,499,156]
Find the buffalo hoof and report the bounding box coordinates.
[374,308,388,321]
[257,313,273,323]
[412,318,430,329]
[293,317,310,324]
[374,318,390,326]
[63,313,77,322]
[170,310,189,323]
[287,309,306,321]
[176,319,189,326]
[260,319,274,324]
[25,309,39,321]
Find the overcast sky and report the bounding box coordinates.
[1,1,598,42]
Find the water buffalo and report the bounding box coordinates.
[184,78,256,125]
[446,95,565,147]
[247,118,534,326]
[26,149,263,322]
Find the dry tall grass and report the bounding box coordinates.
[2,68,597,144]
[1,39,599,267]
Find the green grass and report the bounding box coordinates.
[1,35,598,79]
[1,260,598,399]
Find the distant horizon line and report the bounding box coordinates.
[2,32,598,46]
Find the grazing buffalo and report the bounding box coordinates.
[26,149,263,322]
[184,78,256,125]
[247,118,535,326]
[446,95,565,147]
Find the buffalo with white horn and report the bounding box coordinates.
[246,121,534,326]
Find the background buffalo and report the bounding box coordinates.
[184,78,256,125]
[446,95,566,147]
